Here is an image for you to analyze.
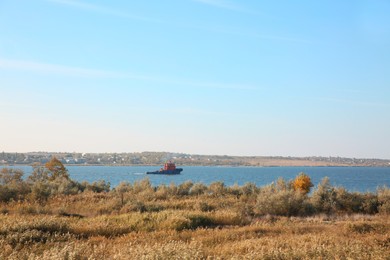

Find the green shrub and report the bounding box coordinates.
[0,185,16,202]
[27,163,50,183]
[30,182,51,202]
[334,188,365,214]
[254,178,311,216]
[255,185,307,216]
[55,178,81,195]
[0,168,30,202]
[310,177,338,214]
[0,183,30,202]
[361,194,379,214]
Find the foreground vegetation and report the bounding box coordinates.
[0,158,389,259]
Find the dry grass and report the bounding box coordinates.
[2,161,389,258]
[1,215,389,259]
[1,190,389,259]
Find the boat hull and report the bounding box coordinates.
[146,168,183,175]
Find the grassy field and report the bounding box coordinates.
[1,161,389,259]
[1,187,389,259]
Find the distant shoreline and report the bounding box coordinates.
[1,163,389,168]
[1,152,389,167]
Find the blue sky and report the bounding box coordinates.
[0,0,389,158]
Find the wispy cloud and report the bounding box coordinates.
[0,58,256,91]
[46,0,161,23]
[192,0,257,14]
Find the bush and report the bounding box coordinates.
[0,183,30,203]
[190,183,207,196]
[227,183,242,198]
[30,182,51,202]
[208,181,226,196]
[0,168,24,185]
[27,163,50,183]
[292,172,313,194]
[310,177,338,214]
[361,194,379,214]
[177,181,194,196]
[333,188,366,214]
[255,184,308,216]
[114,181,132,205]
[378,186,390,214]
[0,185,16,202]
[45,157,69,180]
[85,180,110,193]
[0,168,30,202]
[309,178,383,215]
[133,178,152,194]
[55,178,82,195]
[240,182,258,196]
[155,184,169,200]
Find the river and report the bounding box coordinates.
[2,165,390,192]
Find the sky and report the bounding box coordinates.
[0,0,389,159]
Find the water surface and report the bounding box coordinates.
[2,165,389,192]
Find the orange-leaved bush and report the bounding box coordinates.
[293,172,313,194]
[45,157,69,180]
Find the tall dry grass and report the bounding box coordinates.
[1,213,389,259]
[0,168,390,259]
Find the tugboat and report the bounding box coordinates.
[146,161,183,175]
